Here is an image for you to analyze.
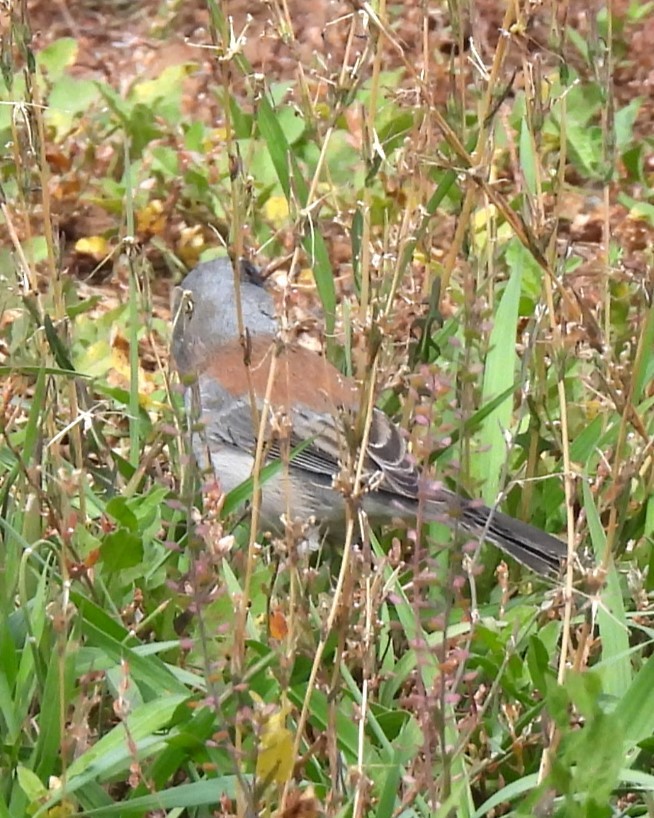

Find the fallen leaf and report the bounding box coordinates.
[75,236,110,259]
[269,609,288,640]
[252,693,294,787]
[263,195,290,226]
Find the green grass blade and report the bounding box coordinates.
[256,93,336,331]
[614,652,654,762]
[582,479,632,699]
[472,239,523,504]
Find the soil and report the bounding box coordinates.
[12,0,654,313]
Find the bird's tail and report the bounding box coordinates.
[392,487,568,576]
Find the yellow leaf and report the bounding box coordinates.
[130,64,192,105]
[585,400,602,420]
[471,204,498,233]
[75,236,109,259]
[136,200,166,235]
[45,801,77,818]
[296,267,315,287]
[177,225,206,267]
[263,195,290,226]
[253,694,295,787]
[257,723,294,786]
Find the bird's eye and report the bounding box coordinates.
[184,293,194,318]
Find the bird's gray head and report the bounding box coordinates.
[171,257,277,377]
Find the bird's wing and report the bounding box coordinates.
[366,408,421,496]
[196,338,357,479]
[198,337,425,490]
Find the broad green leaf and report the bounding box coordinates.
[99,529,143,571]
[105,497,138,532]
[614,653,654,761]
[37,38,78,77]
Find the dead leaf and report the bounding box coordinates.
[269,609,288,640]
[75,235,110,260]
[251,692,294,787]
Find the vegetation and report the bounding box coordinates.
[1,1,654,816]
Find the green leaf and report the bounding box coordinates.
[377,111,414,154]
[43,314,76,372]
[632,301,654,403]
[256,95,294,200]
[16,765,47,807]
[628,0,654,19]
[615,98,641,153]
[275,105,305,146]
[302,230,336,336]
[99,529,144,571]
[569,415,604,464]
[66,296,102,319]
[374,754,403,818]
[472,773,539,818]
[49,778,238,816]
[105,497,138,532]
[79,600,190,699]
[150,145,179,177]
[34,647,75,782]
[35,696,191,817]
[256,93,336,332]
[1,362,81,381]
[567,123,603,178]
[618,193,654,225]
[614,653,654,760]
[183,120,207,151]
[37,38,78,77]
[472,239,523,504]
[287,685,359,761]
[582,480,631,699]
[47,77,100,137]
[228,96,253,139]
[527,634,555,694]
[130,64,190,107]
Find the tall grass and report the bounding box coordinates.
[1,1,654,816]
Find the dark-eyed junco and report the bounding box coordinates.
[171,258,568,576]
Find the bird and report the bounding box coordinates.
[171,257,569,577]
